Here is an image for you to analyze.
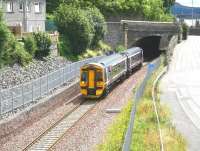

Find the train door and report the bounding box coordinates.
[88,70,95,89]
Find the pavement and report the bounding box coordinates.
[160,36,200,151]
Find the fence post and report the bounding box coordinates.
[40,77,42,97]
[47,72,49,94]
[22,84,24,108]
[63,68,65,84]
[11,90,14,113]
[32,81,34,102]
[0,90,2,118]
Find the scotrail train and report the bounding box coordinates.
[80,47,143,98]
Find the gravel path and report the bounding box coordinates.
[0,56,70,90]
[52,67,146,151]
[0,67,146,151]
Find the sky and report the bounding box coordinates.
[176,0,200,7]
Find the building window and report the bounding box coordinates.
[19,3,30,12]
[34,2,41,13]
[19,3,23,11]
[7,1,13,12]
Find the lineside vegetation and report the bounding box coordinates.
[97,61,186,151]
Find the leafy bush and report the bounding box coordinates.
[115,45,125,52]
[33,32,51,59]
[23,35,37,56]
[182,23,188,40]
[12,43,32,65]
[0,14,32,67]
[55,4,94,55]
[85,7,107,48]
[56,0,173,21]
[97,41,111,52]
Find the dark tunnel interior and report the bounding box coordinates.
[133,36,162,62]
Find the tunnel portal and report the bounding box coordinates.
[133,36,162,62]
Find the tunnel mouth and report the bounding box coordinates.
[133,36,162,62]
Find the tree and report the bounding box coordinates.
[163,0,175,13]
[0,10,31,66]
[33,32,52,59]
[54,4,94,55]
[85,7,107,48]
[47,0,173,21]
[23,35,37,56]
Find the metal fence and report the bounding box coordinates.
[0,56,104,117]
[122,57,161,151]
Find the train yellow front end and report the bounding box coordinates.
[80,63,105,98]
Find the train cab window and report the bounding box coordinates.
[96,72,103,81]
[81,71,88,82]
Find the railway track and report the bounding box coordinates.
[22,62,149,151]
[23,94,98,151]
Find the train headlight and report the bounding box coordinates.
[96,81,104,87]
[96,89,103,96]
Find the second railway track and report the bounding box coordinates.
[23,94,98,151]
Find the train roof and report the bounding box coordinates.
[123,47,142,56]
[97,53,126,67]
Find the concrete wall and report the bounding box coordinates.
[166,35,178,64]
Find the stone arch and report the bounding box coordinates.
[132,36,162,61]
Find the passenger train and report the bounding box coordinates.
[80,47,143,98]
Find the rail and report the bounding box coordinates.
[0,56,104,118]
[122,57,161,151]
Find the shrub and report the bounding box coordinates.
[23,35,37,56]
[115,45,126,52]
[0,17,32,66]
[85,7,107,48]
[12,43,32,65]
[97,41,111,52]
[33,32,51,59]
[54,4,94,55]
[182,23,188,40]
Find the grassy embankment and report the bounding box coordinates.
[97,62,186,151]
[59,40,111,61]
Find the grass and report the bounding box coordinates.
[97,61,186,151]
[59,40,111,61]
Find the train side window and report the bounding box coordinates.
[81,71,88,82]
[96,72,103,81]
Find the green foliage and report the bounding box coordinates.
[55,4,94,55]
[115,45,125,52]
[23,35,37,56]
[33,32,52,59]
[98,101,133,151]
[85,7,107,48]
[12,43,32,66]
[97,62,186,151]
[0,18,32,67]
[182,23,188,40]
[97,41,111,53]
[48,0,173,21]
[162,0,175,13]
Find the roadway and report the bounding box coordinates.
[160,36,200,151]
